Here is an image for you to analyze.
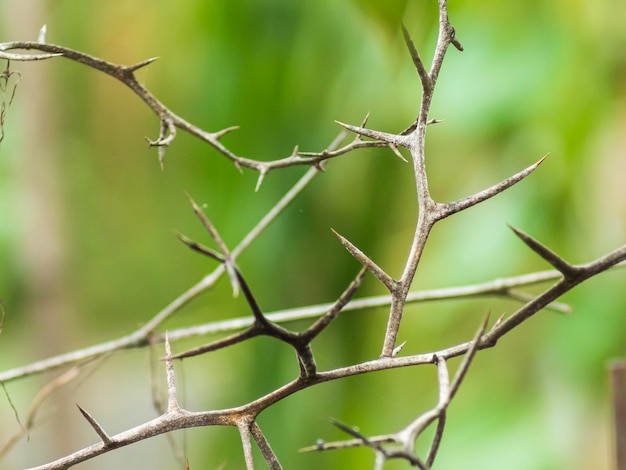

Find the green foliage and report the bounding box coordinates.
[0,0,624,468]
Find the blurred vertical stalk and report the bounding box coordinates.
[610,360,626,470]
[1,0,77,458]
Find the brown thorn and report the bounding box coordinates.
[126,56,159,73]
[508,226,578,278]
[330,228,395,291]
[401,24,432,92]
[450,27,464,51]
[442,154,548,218]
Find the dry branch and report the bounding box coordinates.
[0,1,623,468]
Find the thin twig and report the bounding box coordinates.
[3,264,621,383]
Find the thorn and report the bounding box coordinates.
[126,56,160,73]
[450,27,464,52]
[443,154,549,217]
[185,195,240,296]
[255,168,267,192]
[176,231,225,263]
[330,228,395,291]
[334,120,408,147]
[37,24,47,43]
[392,341,407,356]
[389,144,408,163]
[158,146,165,170]
[359,111,371,129]
[290,144,299,159]
[314,160,326,172]
[213,125,239,140]
[77,404,112,446]
[402,24,432,91]
[508,225,578,278]
[427,118,444,125]
[492,313,506,329]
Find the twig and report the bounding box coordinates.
[3,264,621,384]
[0,41,387,173]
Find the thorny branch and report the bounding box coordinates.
[0,42,397,177]
[1,0,624,469]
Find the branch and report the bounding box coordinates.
[4,264,622,383]
[0,41,389,174]
[24,243,624,469]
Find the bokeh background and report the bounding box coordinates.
[0,0,625,469]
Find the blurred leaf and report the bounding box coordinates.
[348,0,409,36]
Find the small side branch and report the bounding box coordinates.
[302,267,367,341]
[250,421,283,470]
[238,421,255,470]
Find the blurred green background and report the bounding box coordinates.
[0,0,625,469]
